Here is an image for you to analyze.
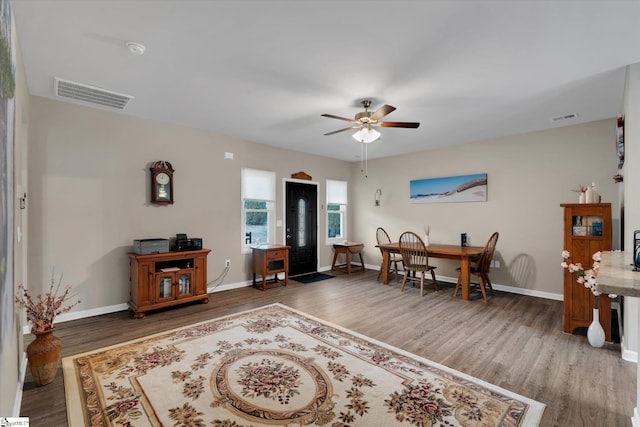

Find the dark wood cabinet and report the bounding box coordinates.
[128,249,210,318]
[252,245,290,290]
[561,203,612,341]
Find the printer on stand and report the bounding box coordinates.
[133,238,170,255]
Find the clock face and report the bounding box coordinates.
[156,172,170,185]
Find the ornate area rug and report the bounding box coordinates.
[63,304,544,426]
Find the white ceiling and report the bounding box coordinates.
[12,1,640,162]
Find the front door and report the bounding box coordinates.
[285,181,317,276]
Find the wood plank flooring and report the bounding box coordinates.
[19,270,636,426]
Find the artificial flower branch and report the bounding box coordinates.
[561,250,616,308]
[15,270,80,333]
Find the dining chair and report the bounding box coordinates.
[454,231,499,302]
[376,227,402,283]
[398,231,438,296]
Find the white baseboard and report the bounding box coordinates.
[621,334,638,363]
[632,407,639,427]
[208,266,335,293]
[13,352,27,416]
[208,280,252,293]
[35,266,564,333]
[22,302,129,334]
[367,264,564,301]
[622,346,638,363]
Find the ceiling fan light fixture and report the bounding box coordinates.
[352,128,381,144]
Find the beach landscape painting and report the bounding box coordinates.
[410,173,487,204]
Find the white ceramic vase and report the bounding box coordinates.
[585,187,595,203]
[587,308,605,348]
[579,192,585,204]
[424,235,430,247]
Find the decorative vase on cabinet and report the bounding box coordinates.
[560,203,612,342]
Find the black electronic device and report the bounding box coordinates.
[174,233,203,251]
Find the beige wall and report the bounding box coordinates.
[27,96,352,312]
[351,119,620,296]
[26,95,621,318]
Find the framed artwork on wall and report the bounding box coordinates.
[410,173,487,204]
[616,114,624,170]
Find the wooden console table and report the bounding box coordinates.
[331,242,365,274]
[252,245,290,290]
[128,249,210,318]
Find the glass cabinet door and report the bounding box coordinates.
[156,273,174,301]
[177,271,193,297]
[572,215,604,236]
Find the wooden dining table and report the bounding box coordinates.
[376,242,484,301]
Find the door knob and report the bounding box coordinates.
[286,235,291,239]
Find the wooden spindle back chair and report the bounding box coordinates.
[398,231,438,296]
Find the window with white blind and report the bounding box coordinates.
[326,179,348,243]
[241,168,276,253]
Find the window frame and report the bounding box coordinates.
[326,179,348,245]
[241,168,276,254]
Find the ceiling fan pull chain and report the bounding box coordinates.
[365,143,368,178]
[360,142,368,178]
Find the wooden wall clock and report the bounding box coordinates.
[150,160,174,204]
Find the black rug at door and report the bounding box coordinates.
[291,272,334,284]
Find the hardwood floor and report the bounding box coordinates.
[20,270,636,426]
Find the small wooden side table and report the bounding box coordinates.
[331,242,365,274]
[252,245,290,291]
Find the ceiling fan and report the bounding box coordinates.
[321,99,420,142]
[321,100,420,177]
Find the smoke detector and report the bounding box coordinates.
[125,41,146,56]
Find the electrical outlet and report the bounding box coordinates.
[494,260,500,268]
[225,259,231,267]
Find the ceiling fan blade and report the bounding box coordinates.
[380,121,420,128]
[321,113,357,123]
[324,126,360,136]
[370,104,396,121]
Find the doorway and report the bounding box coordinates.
[285,181,318,276]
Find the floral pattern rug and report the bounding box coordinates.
[63,304,544,426]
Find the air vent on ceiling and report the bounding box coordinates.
[552,113,578,122]
[54,77,133,110]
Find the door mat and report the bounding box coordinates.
[291,272,334,284]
